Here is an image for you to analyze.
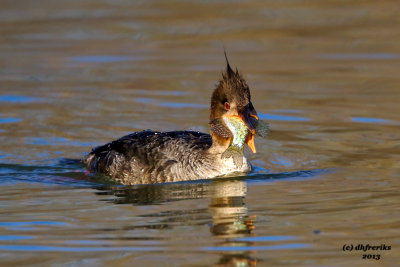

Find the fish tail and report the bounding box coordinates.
[221,145,244,168]
[255,120,270,137]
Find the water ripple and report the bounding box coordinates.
[0,118,21,124]
[0,221,68,227]
[259,113,310,122]
[203,243,309,251]
[0,95,39,103]
[159,102,207,109]
[234,235,297,242]
[351,117,390,124]
[0,245,162,252]
[70,55,148,63]
[319,53,400,60]
[0,235,34,241]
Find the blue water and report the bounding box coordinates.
[0,118,21,124]
[0,236,35,241]
[0,95,39,103]
[0,222,68,227]
[70,55,148,63]
[259,113,310,122]
[320,53,400,60]
[235,235,297,242]
[203,243,310,251]
[0,245,162,252]
[351,117,390,124]
[158,102,208,109]
[1,0,399,264]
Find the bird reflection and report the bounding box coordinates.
[209,180,258,266]
[209,180,254,236]
[95,178,258,266]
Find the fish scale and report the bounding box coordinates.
[222,116,249,150]
[221,115,250,168]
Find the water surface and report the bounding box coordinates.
[1,0,399,265]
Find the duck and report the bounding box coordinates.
[83,56,268,185]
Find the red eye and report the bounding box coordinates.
[224,102,230,110]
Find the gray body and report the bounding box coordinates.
[83,130,251,185]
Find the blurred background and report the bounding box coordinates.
[0,0,399,266]
[1,0,399,170]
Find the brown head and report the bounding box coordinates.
[209,55,259,153]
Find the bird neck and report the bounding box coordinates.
[208,132,232,155]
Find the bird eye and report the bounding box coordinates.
[224,102,230,110]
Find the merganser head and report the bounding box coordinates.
[209,54,259,153]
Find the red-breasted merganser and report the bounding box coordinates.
[83,58,268,185]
